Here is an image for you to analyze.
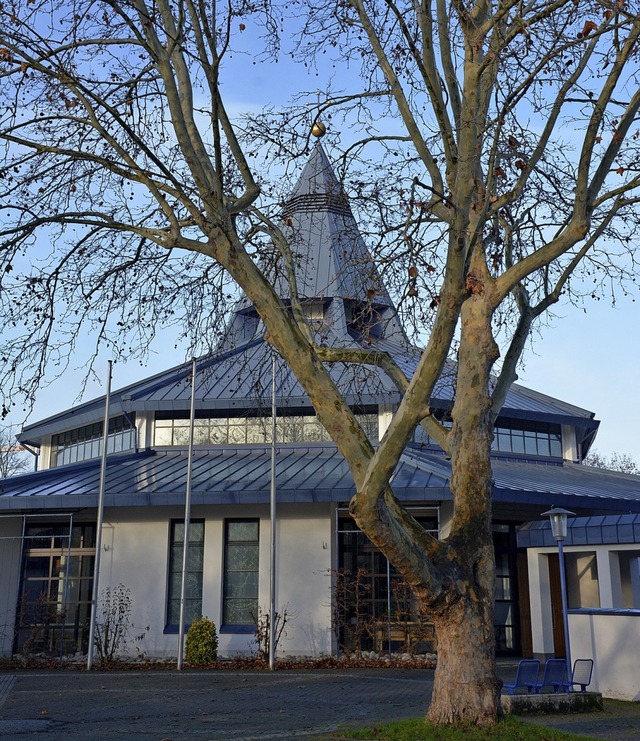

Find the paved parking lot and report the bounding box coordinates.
[1,666,639,740]
[0,668,433,740]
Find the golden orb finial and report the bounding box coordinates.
[311,121,326,138]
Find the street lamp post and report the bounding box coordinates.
[542,507,575,681]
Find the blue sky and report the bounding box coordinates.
[516,295,639,457]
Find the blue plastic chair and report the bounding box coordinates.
[534,658,568,693]
[502,659,540,694]
[565,659,594,692]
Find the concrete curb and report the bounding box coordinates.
[502,691,604,715]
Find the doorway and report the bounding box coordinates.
[548,554,566,658]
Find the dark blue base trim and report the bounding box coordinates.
[570,607,640,616]
[164,624,192,634]
[220,625,255,634]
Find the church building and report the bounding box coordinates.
[1,144,640,698]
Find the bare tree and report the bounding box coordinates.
[586,450,639,475]
[0,428,31,478]
[1,0,639,725]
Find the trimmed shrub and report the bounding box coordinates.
[185,617,218,664]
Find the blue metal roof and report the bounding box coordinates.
[18,334,598,446]
[18,339,402,444]
[276,143,397,310]
[2,445,639,513]
[518,513,640,547]
[399,448,640,511]
[491,459,640,509]
[0,445,447,510]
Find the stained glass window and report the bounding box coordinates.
[166,520,204,626]
[154,412,377,446]
[223,520,259,625]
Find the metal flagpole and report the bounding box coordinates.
[269,351,277,670]
[87,360,112,670]
[177,357,197,670]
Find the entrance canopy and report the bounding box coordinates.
[517,513,640,547]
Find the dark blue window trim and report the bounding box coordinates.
[164,624,192,635]
[569,607,640,616]
[220,624,255,634]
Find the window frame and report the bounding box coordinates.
[165,519,205,632]
[154,409,378,447]
[412,416,563,459]
[15,522,96,655]
[50,414,136,467]
[221,518,260,633]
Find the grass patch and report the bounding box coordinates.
[335,715,600,740]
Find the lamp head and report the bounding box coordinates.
[541,507,575,541]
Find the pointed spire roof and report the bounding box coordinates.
[274,142,394,306]
[220,141,408,350]
[286,141,345,203]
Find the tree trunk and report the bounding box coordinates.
[426,278,502,724]
[428,588,501,725]
[425,447,500,726]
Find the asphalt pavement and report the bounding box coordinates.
[0,668,432,740]
[0,665,638,741]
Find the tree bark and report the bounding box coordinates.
[428,596,501,725]
[426,430,501,725]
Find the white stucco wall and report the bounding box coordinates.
[0,516,23,656]
[1,501,442,661]
[566,552,600,607]
[269,507,334,657]
[561,424,578,462]
[570,612,640,701]
[98,508,176,658]
[527,543,640,700]
[95,503,334,659]
[135,411,154,450]
[37,437,52,470]
[527,550,555,656]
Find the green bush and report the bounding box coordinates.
[185,616,218,664]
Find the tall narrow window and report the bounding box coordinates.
[166,520,204,627]
[493,523,518,653]
[223,520,259,627]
